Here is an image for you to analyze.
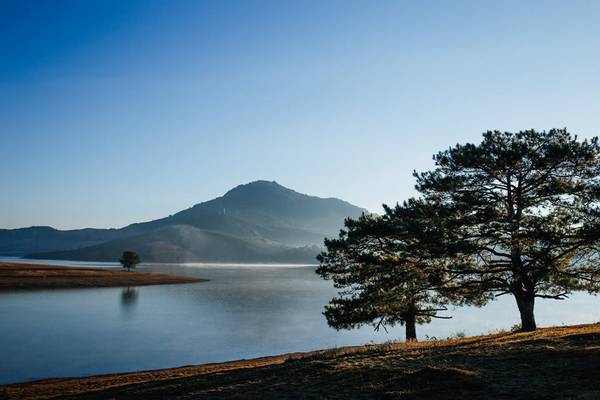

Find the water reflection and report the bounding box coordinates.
[121,287,139,309]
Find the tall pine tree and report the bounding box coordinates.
[415,129,600,331]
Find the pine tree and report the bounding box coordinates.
[415,129,600,331]
[316,201,467,341]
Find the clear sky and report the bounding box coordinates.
[1,0,599,230]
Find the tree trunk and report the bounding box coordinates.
[515,294,536,331]
[405,316,417,341]
[404,301,417,341]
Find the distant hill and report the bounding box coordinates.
[0,226,131,256]
[5,181,366,263]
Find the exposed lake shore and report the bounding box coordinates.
[0,262,205,290]
[4,323,600,399]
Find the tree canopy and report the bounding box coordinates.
[414,129,600,330]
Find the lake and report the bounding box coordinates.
[0,258,598,384]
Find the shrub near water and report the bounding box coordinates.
[119,251,141,272]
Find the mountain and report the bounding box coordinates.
[6,181,366,263]
[0,226,130,256]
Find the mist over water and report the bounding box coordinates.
[0,259,597,384]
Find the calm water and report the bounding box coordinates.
[0,258,598,384]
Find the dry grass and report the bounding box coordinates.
[0,262,205,290]
[3,323,600,399]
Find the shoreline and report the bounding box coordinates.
[0,262,206,290]
[3,323,600,399]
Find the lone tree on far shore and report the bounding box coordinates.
[120,251,141,272]
[316,201,479,341]
[415,129,600,331]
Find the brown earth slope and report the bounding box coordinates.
[3,323,600,400]
[0,262,205,290]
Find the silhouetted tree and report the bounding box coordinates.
[120,251,140,272]
[316,201,475,341]
[415,129,600,331]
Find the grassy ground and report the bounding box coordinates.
[0,262,205,290]
[3,323,600,399]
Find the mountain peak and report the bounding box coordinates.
[223,180,296,198]
[226,180,285,191]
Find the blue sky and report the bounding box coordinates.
[1,0,600,229]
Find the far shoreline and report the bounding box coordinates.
[0,262,206,290]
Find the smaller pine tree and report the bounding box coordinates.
[317,200,468,341]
